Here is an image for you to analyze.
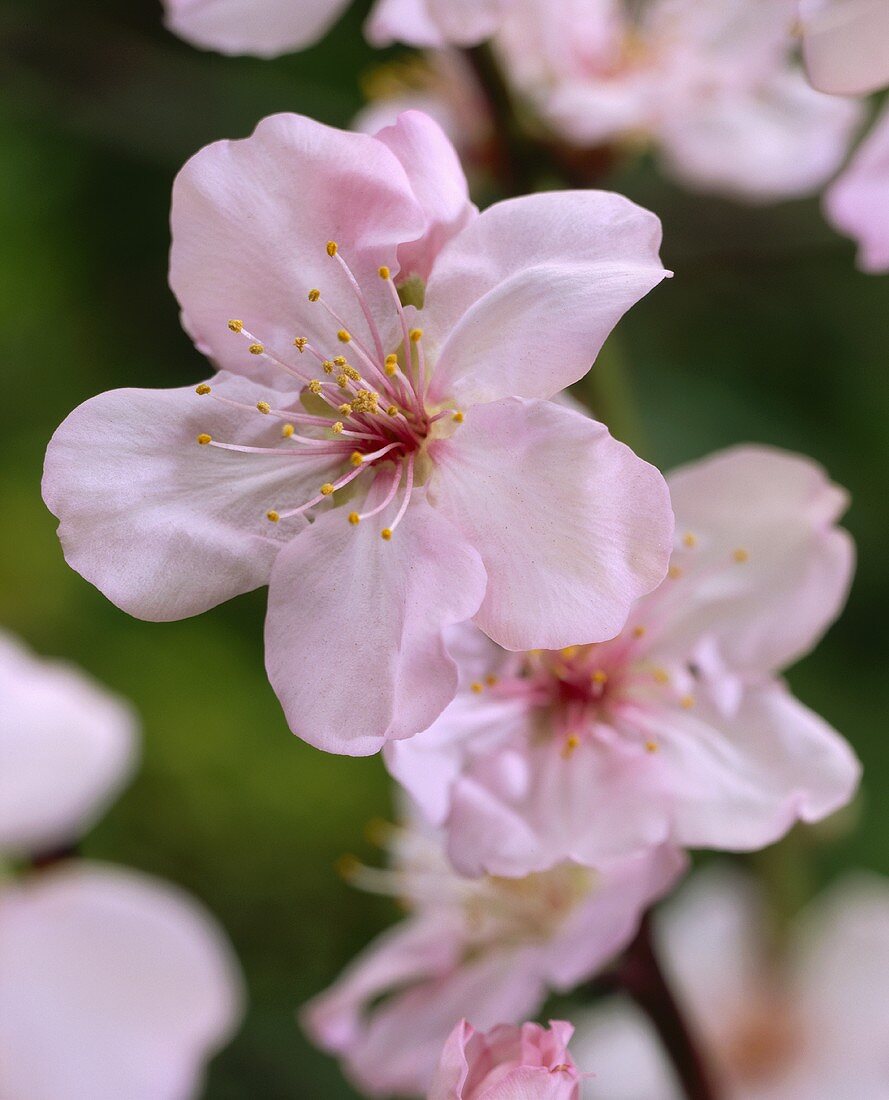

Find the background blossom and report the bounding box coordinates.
[0,632,244,1100]
[573,866,889,1098]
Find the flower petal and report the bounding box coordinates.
[826,104,889,274]
[0,632,137,856]
[373,110,476,282]
[42,374,326,621]
[800,0,889,95]
[661,444,854,673]
[385,689,529,828]
[792,873,889,1063]
[424,191,667,406]
[428,1019,472,1100]
[445,734,672,876]
[366,0,507,48]
[0,863,244,1100]
[429,398,672,651]
[638,682,861,851]
[264,489,486,755]
[657,69,862,201]
[170,113,426,377]
[164,0,350,57]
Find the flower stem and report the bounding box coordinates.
[614,914,720,1100]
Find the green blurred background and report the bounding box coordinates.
[1,1,887,1095]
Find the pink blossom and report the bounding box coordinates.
[43,110,672,756]
[0,864,244,1100]
[487,0,862,200]
[573,866,889,1098]
[430,1019,582,1100]
[0,632,244,1100]
[164,0,509,57]
[799,0,889,96]
[0,630,137,856]
[825,103,889,272]
[387,446,860,877]
[302,807,685,1096]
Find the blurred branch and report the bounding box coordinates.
[589,914,721,1100]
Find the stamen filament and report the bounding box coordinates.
[332,250,386,365]
[380,452,414,539]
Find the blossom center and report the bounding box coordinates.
[194,243,462,540]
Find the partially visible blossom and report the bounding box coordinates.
[355,53,496,186]
[0,631,244,1100]
[44,110,673,757]
[573,866,889,1098]
[491,0,863,201]
[303,808,685,1096]
[798,0,889,96]
[0,864,245,1100]
[0,630,136,856]
[355,0,860,201]
[825,104,889,272]
[430,1019,582,1100]
[164,0,510,57]
[387,446,860,877]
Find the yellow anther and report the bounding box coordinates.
[592,669,608,685]
[266,510,280,523]
[308,380,322,394]
[344,365,361,381]
[248,343,264,355]
[337,374,349,389]
[332,421,344,434]
[683,532,697,548]
[326,240,338,257]
[256,401,271,414]
[227,319,243,332]
[378,266,391,279]
[350,452,364,467]
[562,734,581,759]
[320,483,335,496]
[333,356,347,367]
[364,817,393,845]
[680,695,695,709]
[733,548,749,564]
[668,565,683,579]
[308,289,320,302]
[632,625,646,638]
[282,423,295,438]
[380,528,393,541]
[470,681,484,694]
[653,667,669,685]
[485,674,499,687]
[338,329,352,343]
[335,854,360,880]
[409,327,423,342]
[322,360,334,374]
[452,411,464,423]
[195,383,212,395]
[196,433,212,445]
[561,646,579,659]
[348,512,360,526]
[339,403,353,415]
[352,389,379,414]
[384,356,398,376]
[645,739,659,754]
[293,337,308,352]
[386,405,399,417]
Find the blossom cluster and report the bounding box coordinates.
[19,0,889,1096]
